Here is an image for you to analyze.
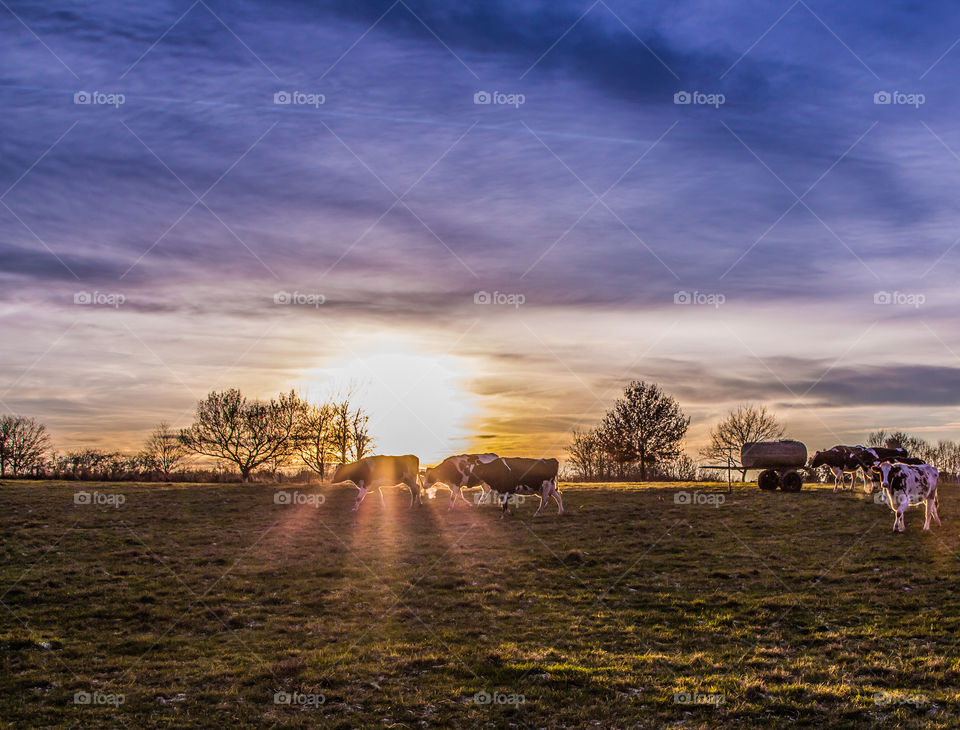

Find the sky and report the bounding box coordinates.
[2,0,960,464]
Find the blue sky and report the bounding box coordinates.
[2,0,960,461]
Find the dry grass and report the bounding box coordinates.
[1,479,958,728]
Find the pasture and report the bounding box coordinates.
[1,480,959,728]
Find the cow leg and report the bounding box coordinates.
[457,483,475,509]
[407,478,422,508]
[924,498,933,530]
[832,467,841,493]
[552,483,565,515]
[500,491,510,518]
[353,482,368,512]
[474,483,491,507]
[378,487,386,508]
[534,479,562,517]
[932,497,942,526]
[896,495,908,532]
[534,481,551,517]
[448,485,459,511]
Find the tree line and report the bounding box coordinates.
[0,390,373,482]
[6,381,960,484]
[566,385,960,483]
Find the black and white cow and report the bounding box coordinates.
[468,457,563,517]
[810,446,870,491]
[422,453,498,510]
[856,449,921,493]
[873,461,940,533]
[331,454,421,512]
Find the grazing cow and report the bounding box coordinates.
[873,461,940,532]
[468,457,563,517]
[866,446,909,462]
[810,446,870,492]
[331,454,421,512]
[422,453,498,510]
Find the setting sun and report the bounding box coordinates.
[310,339,476,465]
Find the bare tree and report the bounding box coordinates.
[0,415,50,477]
[600,381,689,481]
[701,404,785,480]
[139,422,188,478]
[350,409,373,461]
[567,428,604,481]
[328,399,353,469]
[179,389,305,482]
[296,402,336,479]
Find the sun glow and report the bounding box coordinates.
[310,338,477,465]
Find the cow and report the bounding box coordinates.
[467,457,563,517]
[866,446,909,462]
[872,461,940,532]
[422,453,498,510]
[810,446,870,492]
[330,454,421,512]
[856,449,921,493]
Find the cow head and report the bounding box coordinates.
[809,451,828,468]
[872,461,896,489]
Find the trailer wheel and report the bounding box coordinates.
[758,469,779,491]
[780,470,802,492]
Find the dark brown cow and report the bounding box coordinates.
[468,457,563,517]
[423,453,498,510]
[331,454,421,511]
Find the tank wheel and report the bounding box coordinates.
[758,469,780,491]
[780,470,802,492]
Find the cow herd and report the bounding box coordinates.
[331,453,563,517]
[329,445,942,533]
[809,445,941,533]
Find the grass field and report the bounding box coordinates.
[2,478,959,729]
